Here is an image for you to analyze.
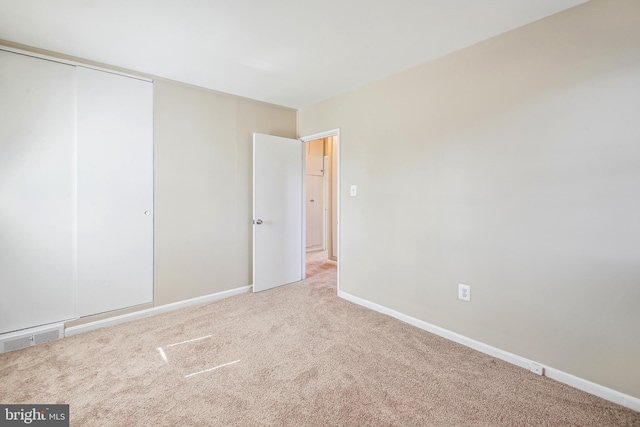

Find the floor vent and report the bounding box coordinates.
[0,324,65,353]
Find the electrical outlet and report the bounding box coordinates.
[530,362,544,376]
[458,284,470,301]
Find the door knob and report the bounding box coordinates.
[310,199,315,202]
[144,211,151,216]
[255,219,263,225]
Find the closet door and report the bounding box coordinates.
[77,67,153,317]
[0,50,76,333]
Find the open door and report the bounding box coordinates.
[253,133,304,292]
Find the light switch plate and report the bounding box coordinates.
[350,185,357,197]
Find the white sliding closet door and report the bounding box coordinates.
[77,67,153,317]
[0,50,76,334]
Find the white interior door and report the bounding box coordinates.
[323,155,329,251]
[0,50,76,333]
[306,175,324,249]
[76,67,153,316]
[253,133,303,292]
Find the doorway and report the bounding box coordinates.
[304,138,328,253]
[252,130,339,293]
[301,130,340,291]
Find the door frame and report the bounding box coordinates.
[300,129,340,293]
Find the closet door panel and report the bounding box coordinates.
[77,67,153,317]
[0,50,76,333]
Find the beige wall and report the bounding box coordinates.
[154,79,296,305]
[0,40,297,322]
[298,0,640,398]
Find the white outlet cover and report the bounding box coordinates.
[458,284,470,301]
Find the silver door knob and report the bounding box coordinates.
[255,219,263,225]
[144,211,151,216]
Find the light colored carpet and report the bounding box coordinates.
[1,251,639,426]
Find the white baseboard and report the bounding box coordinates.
[338,290,640,413]
[65,285,252,337]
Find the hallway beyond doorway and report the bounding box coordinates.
[305,250,336,293]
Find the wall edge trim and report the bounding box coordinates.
[337,290,640,413]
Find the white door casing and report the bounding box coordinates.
[253,133,304,292]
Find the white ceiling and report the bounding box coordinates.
[0,0,588,108]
